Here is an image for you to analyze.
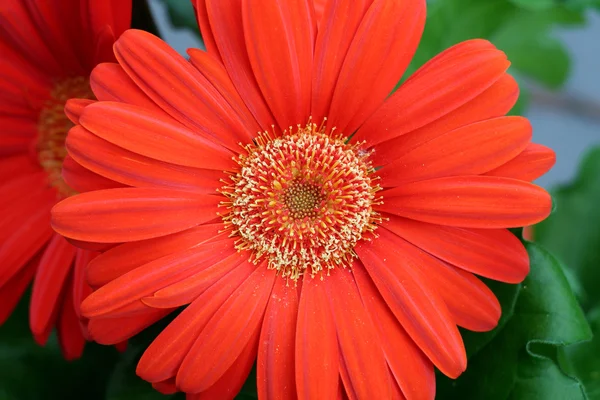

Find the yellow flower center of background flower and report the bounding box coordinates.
[222,123,382,280]
[37,76,94,198]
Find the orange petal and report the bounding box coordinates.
[325,269,392,399]
[79,102,235,170]
[87,223,223,288]
[66,126,223,193]
[383,216,529,284]
[355,230,467,378]
[51,187,222,243]
[113,29,254,150]
[81,238,234,318]
[257,277,299,400]
[327,0,426,134]
[88,308,173,345]
[378,176,552,229]
[378,116,532,187]
[485,143,556,181]
[296,275,339,400]
[355,39,510,148]
[176,266,276,393]
[137,261,257,383]
[72,249,95,321]
[64,98,94,124]
[353,264,435,400]
[242,0,315,130]
[204,0,276,130]
[311,0,373,124]
[193,0,220,61]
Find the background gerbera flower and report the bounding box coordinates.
[52,0,555,397]
[0,0,131,359]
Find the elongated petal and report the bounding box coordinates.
[258,277,299,400]
[81,239,234,317]
[87,223,223,288]
[52,188,221,243]
[311,0,373,124]
[355,230,467,378]
[66,126,223,193]
[0,155,40,182]
[378,176,552,228]
[296,275,339,400]
[485,143,556,181]
[325,269,392,399]
[353,263,435,400]
[0,262,35,325]
[64,98,94,124]
[242,0,314,130]
[30,235,76,338]
[137,261,257,382]
[79,102,235,170]
[57,274,85,360]
[62,155,125,193]
[177,267,276,393]
[378,117,531,187]
[113,30,254,149]
[72,249,95,320]
[88,308,173,344]
[356,40,510,147]
[204,0,276,130]
[90,62,162,111]
[383,215,529,283]
[327,0,426,134]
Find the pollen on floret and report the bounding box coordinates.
[220,121,382,280]
[37,76,94,198]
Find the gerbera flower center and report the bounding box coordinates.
[37,76,94,197]
[222,123,382,280]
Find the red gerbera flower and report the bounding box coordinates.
[0,0,131,358]
[52,0,555,397]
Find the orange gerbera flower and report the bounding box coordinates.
[0,0,131,358]
[52,0,555,397]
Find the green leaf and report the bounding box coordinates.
[437,243,592,399]
[158,0,203,41]
[536,146,600,311]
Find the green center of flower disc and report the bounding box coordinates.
[222,123,382,280]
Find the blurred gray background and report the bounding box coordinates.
[148,0,600,189]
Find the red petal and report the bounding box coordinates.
[383,215,529,284]
[194,0,220,61]
[485,143,556,181]
[327,0,426,134]
[355,39,510,147]
[64,99,94,124]
[353,264,435,400]
[204,0,277,130]
[378,117,532,187]
[378,176,552,229]
[355,230,467,378]
[242,0,315,130]
[193,328,259,400]
[81,238,234,317]
[87,223,223,288]
[0,262,35,325]
[79,102,235,170]
[176,266,276,393]
[72,249,96,320]
[311,0,373,124]
[57,273,86,360]
[88,308,173,345]
[30,234,76,338]
[62,155,125,193]
[113,30,254,149]
[325,269,392,399]
[90,63,162,111]
[51,187,222,243]
[371,74,519,166]
[296,275,339,400]
[0,155,40,182]
[257,277,299,400]
[66,126,223,193]
[142,251,248,308]
[152,378,177,395]
[137,260,258,382]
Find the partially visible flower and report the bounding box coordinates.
[53,0,555,397]
[0,0,131,359]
